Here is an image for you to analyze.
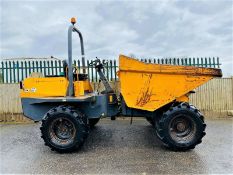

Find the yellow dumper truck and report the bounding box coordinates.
[20,18,222,152]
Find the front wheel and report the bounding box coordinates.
[156,103,206,151]
[40,106,88,152]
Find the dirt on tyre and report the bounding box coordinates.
[156,102,206,151]
[40,105,88,153]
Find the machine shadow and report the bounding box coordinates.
[76,119,207,174]
[79,119,173,151]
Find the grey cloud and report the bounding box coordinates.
[0,0,232,77]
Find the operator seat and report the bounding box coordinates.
[62,60,88,81]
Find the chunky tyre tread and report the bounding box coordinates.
[40,105,89,153]
[57,105,89,138]
[156,102,206,151]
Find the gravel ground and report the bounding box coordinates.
[0,117,233,174]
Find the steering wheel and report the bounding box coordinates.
[89,57,108,69]
[88,58,101,67]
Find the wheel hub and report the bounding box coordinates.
[56,124,71,139]
[49,117,76,145]
[169,115,196,142]
[176,122,186,132]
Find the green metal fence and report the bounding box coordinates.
[0,57,220,83]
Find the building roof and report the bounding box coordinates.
[2,56,61,61]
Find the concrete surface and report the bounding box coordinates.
[0,118,232,174]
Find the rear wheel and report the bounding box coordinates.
[40,105,88,152]
[156,103,206,151]
[89,118,100,128]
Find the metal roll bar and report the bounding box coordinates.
[67,21,86,96]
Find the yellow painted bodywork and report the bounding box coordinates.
[74,80,93,96]
[20,77,68,97]
[118,55,222,112]
[20,77,93,98]
[176,94,189,103]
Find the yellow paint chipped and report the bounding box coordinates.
[118,55,222,111]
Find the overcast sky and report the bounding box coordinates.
[0,0,232,77]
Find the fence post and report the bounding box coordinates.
[188,58,191,66]
[16,61,20,83]
[32,61,35,73]
[91,61,94,82]
[172,58,175,65]
[205,57,208,67]
[217,57,220,68]
[9,61,13,83]
[0,57,222,83]
[42,61,46,76]
[12,61,15,83]
[1,61,4,83]
[201,58,204,67]
[213,57,216,68]
[176,58,179,65]
[110,60,113,81]
[39,61,42,75]
[106,60,109,81]
[35,61,39,73]
[77,60,80,72]
[184,58,188,65]
[59,60,63,73]
[28,61,32,76]
[21,61,24,82]
[208,57,211,68]
[114,60,117,81]
[5,62,8,83]
[161,59,164,64]
[197,58,199,67]
[87,60,90,80]
[51,60,54,75]
[95,65,98,82]
[54,61,57,75]
[47,61,50,75]
[181,58,184,65]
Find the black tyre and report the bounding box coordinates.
[156,103,206,151]
[40,105,88,153]
[88,118,100,128]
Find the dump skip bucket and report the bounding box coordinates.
[118,55,222,111]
